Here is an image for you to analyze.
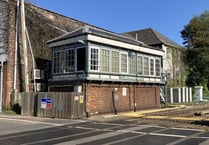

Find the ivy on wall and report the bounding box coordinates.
[166,47,186,87]
[25,5,64,60]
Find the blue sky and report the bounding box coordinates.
[32,0,209,46]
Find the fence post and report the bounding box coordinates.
[189,87,193,102]
[33,93,38,116]
[170,88,173,103]
[178,88,181,103]
[182,87,185,103]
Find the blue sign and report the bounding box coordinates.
[41,98,52,109]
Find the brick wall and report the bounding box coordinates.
[25,3,87,60]
[86,83,160,115]
[3,0,89,108]
[3,0,17,109]
[27,4,86,32]
[135,86,160,110]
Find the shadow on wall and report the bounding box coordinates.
[11,103,21,114]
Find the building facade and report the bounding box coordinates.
[48,26,164,115]
[0,0,88,109]
[1,1,179,114]
[124,28,185,87]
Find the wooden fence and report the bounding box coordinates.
[16,92,85,119]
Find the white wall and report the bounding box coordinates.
[162,44,173,79]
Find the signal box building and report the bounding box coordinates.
[47,26,164,115]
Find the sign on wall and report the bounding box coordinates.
[79,95,84,103]
[41,98,52,109]
[74,96,79,101]
[122,88,127,96]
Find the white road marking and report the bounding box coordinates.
[0,117,62,126]
[1,116,208,145]
[171,127,205,132]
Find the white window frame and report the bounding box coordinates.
[155,58,161,77]
[89,46,100,72]
[101,48,110,73]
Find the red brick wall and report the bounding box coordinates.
[27,4,86,32]
[86,83,160,115]
[86,85,114,114]
[2,63,7,109]
[135,86,160,110]
[4,1,16,109]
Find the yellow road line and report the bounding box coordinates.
[122,105,209,122]
[122,105,185,117]
[142,116,206,121]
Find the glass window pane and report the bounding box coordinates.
[101,49,109,72]
[112,51,119,73]
[155,59,161,76]
[137,56,143,75]
[150,59,154,75]
[144,57,149,75]
[129,55,136,74]
[66,49,74,72]
[121,54,127,73]
[77,48,86,71]
[53,51,64,73]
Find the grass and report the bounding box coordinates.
[3,109,17,115]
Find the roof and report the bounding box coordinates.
[48,25,148,47]
[123,28,183,48]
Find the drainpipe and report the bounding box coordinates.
[13,0,19,94]
[0,60,4,112]
[26,27,36,92]
[134,85,136,112]
[112,89,117,115]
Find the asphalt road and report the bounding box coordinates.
[0,115,209,145]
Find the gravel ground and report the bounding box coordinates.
[135,102,209,131]
[91,102,209,131]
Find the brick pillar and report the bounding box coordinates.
[5,1,16,109]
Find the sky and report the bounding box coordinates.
[31,0,209,46]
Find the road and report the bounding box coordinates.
[0,114,209,145]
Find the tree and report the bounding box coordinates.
[181,11,209,95]
[181,11,209,48]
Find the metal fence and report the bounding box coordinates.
[166,87,193,103]
[17,92,85,119]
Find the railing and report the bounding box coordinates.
[166,87,193,103]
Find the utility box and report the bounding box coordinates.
[194,86,203,101]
